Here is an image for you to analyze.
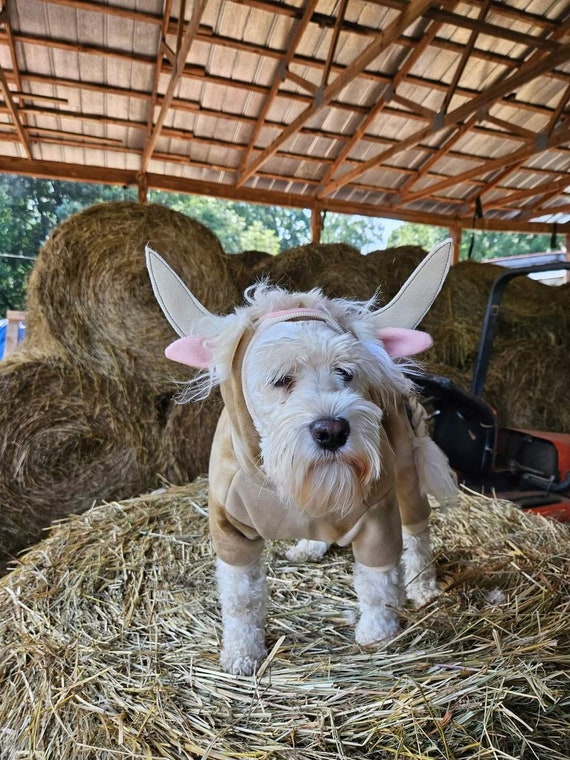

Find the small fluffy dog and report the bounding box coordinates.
[147,241,456,675]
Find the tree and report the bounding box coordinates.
[387,223,448,251]
[0,175,137,313]
[322,213,385,251]
[387,222,558,261]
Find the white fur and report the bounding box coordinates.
[285,539,329,562]
[401,527,441,607]
[353,563,403,645]
[243,321,388,518]
[216,558,267,676]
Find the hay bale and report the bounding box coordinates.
[0,353,163,567]
[25,201,241,392]
[0,202,244,564]
[0,481,568,759]
[157,391,224,485]
[226,249,273,291]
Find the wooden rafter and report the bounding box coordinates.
[321,40,570,199]
[237,0,319,179]
[318,5,449,192]
[238,0,438,186]
[140,0,175,193]
[0,0,568,233]
[140,1,208,175]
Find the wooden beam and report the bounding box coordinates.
[237,0,319,180]
[321,41,570,198]
[1,155,568,235]
[0,66,31,159]
[403,122,570,205]
[140,0,207,174]
[237,0,438,186]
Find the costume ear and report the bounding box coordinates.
[145,245,222,336]
[377,327,433,357]
[371,239,452,329]
[165,336,212,368]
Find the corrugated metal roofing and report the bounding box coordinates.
[0,0,569,233]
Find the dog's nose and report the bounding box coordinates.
[309,417,350,450]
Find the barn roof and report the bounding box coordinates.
[1,0,570,235]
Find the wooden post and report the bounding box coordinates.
[449,223,462,264]
[137,172,148,203]
[311,204,323,244]
[5,310,26,358]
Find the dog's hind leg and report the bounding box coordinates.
[216,558,267,675]
[401,527,440,607]
[353,563,403,645]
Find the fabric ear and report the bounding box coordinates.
[165,336,212,368]
[377,327,433,357]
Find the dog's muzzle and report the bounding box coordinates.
[309,416,350,451]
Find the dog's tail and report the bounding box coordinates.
[407,396,457,503]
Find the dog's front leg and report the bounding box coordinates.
[402,527,440,607]
[353,562,403,645]
[216,557,267,675]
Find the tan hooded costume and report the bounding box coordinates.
[207,310,432,571]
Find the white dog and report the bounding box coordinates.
[147,241,456,675]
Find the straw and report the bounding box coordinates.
[1,479,568,759]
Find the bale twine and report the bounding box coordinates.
[25,201,241,392]
[0,480,568,759]
[0,352,163,567]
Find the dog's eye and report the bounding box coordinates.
[335,367,354,382]
[272,374,294,390]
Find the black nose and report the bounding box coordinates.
[309,417,350,451]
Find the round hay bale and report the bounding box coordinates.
[0,480,568,759]
[0,353,163,567]
[25,201,241,392]
[484,338,570,432]
[255,242,378,298]
[226,249,274,291]
[157,390,224,484]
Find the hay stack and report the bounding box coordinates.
[0,202,240,567]
[0,352,162,566]
[249,242,427,301]
[0,481,568,759]
[25,201,241,391]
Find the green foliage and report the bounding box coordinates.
[387,222,558,261]
[322,212,385,252]
[0,175,136,313]
[0,175,559,318]
[459,230,555,261]
[387,223,448,251]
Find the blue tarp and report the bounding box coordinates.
[0,319,26,359]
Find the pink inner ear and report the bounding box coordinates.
[377,327,433,357]
[165,336,212,368]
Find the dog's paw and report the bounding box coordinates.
[355,609,401,646]
[285,539,329,562]
[220,648,267,676]
[406,580,441,608]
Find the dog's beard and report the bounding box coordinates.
[261,403,382,519]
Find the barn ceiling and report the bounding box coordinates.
[1,0,570,236]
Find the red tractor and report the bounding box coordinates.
[415,263,570,521]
